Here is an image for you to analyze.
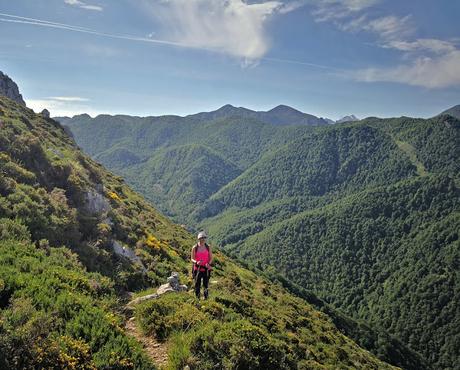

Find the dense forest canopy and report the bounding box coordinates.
[0,92,422,368]
[62,107,460,369]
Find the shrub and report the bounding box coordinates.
[136,293,205,340]
[0,218,31,241]
[188,319,293,369]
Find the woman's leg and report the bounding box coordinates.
[194,270,202,298]
[203,270,210,299]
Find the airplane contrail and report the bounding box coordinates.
[0,12,340,72]
[0,12,190,48]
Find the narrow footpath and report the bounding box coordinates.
[125,316,169,369]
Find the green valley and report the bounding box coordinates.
[61,105,460,369]
[0,81,422,368]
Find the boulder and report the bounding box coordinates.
[41,109,50,118]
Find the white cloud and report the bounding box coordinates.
[64,0,103,12]
[352,50,460,88]
[304,0,460,88]
[310,0,379,21]
[27,97,102,117]
[278,1,306,14]
[2,1,300,63]
[341,15,414,41]
[143,0,297,62]
[384,38,457,54]
[48,96,90,102]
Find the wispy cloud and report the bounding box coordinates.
[142,0,299,63]
[344,15,460,88]
[341,14,414,42]
[27,96,101,117]
[352,50,460,89]
[278,1,307,14]
[304,0,460,88]
[64,0,103,12]
[384,38,457,54]
[0,3,298,64]
[310,0,379,22]
[48,96,90,102]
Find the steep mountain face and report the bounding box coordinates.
[0,71,26,106]
[63,105,460,369]
[440,104,460,119]
[0,89,415,368]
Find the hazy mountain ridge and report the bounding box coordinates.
[439,104,460,120]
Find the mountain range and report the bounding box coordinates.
[58,102,460,370]
[0,74,431,368]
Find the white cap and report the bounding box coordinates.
[197,231,207,239]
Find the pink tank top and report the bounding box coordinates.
[194,245,210,271]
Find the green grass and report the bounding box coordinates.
[394,140,428,177]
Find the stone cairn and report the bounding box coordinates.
[127,272,187,308]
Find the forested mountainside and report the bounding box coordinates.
[195,115,460,370]
[58,112,309,218]
[62,106,459,369]
[0,92,423,368]
[439,104,460,120]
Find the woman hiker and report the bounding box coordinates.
[191,231,213,300]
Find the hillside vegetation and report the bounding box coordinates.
[0,95,419,368]
[62,106,460,369]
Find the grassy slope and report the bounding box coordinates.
[0,97,407,368]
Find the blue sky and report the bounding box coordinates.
[0,0,459,119]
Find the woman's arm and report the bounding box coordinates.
[208,245,213,265]
[191,246,197,264]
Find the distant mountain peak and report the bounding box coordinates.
[336,115,359,123]
[73,113,92,119]
[269,104,301,113]
[0,71,26,107]
[219,104,236,110]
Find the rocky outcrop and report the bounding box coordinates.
[41,109,50,118]
[112,240,147,272]
[84,189,110,215]
[0,71,26,106]
[337,115,359,123]
[127,272,187,307]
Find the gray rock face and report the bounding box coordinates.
[0,71,26,106]
[112,240,147,272]
[41,109,50,118]
[337,115,359,123]
[84,189,110,215]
